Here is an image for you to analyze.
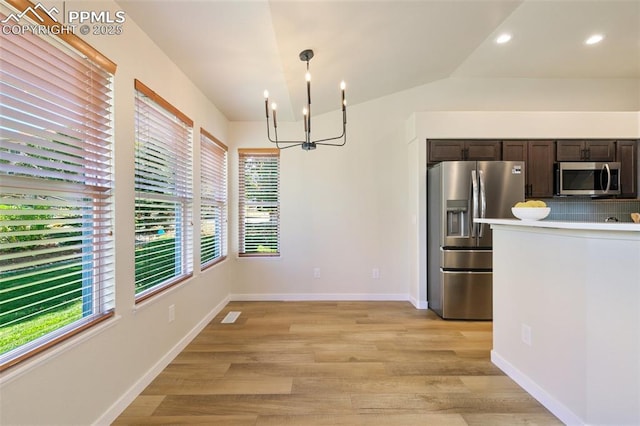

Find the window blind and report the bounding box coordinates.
[200,129,227,268]
[134,80,193,302]
[238,149,280,256]
[0,8,115,370]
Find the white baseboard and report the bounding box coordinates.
[409,295,428,310]
[94,295,231,426]
[491,350,585,426]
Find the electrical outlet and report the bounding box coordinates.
[313,267,321,279]
[372,268,380,279]
[168,304,175,323]
[521,323,532,346]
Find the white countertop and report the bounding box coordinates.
[475,218,640,232]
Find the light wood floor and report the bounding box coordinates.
[113,301,562,425]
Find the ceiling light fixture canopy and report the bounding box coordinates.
[264,49,347,151]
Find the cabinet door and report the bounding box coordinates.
[556,140,585,161]
[586,140,615,161]
[502,141,527,162]
[616,140,638,198]
[557,140,615,161]
[466,140,501,161]
[502,141,529,196]
[504,140,555,198]
[428,140,465,162]
[528,140,555,198]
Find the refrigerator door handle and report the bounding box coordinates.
[478,169,486,237]
[470,170,479,237]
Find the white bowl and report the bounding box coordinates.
[511,207,550,221]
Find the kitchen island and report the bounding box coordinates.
[475,218,640,426]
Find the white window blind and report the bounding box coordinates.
[0,7,115,370]
[200,129,227,268]
[134,80,193,302]
[238,149,280,257]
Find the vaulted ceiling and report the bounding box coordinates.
[116,0,640,122]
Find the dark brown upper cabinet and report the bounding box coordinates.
[428,140,501,163]
[428,139,636,198]
[502,140,555,198]
[556,140,615,161]
[616,140,638,198]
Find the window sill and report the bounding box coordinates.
[236,254,282,261]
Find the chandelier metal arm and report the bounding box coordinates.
[266,125,346,148]
[265,120,307,148]
[309,108,346,145]
[268,128,346,147]
[315,137,346,147]
[278,143,305,149]
[310,130,346,146]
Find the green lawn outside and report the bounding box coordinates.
[1,238,175,356]
[0,301,82,355]
[135,236,177,294]
[1,261,82,328]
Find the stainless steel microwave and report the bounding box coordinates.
[555,162,621,196]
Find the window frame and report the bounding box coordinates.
[237,148,281,257]
[200,128,228,269]
[133,79,194,303]
[0,1,116,371]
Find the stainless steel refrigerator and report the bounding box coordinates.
[427,161,524,320]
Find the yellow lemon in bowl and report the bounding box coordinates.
[513,200,547,208]
[512,200,550,220]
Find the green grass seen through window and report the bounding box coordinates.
[0,301,82,355]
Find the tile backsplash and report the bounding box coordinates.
[542,198,640,223]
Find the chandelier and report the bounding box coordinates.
[264,49,347,151]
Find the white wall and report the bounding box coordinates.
[490,224,640,425]
[1,1,639,424]
[228,108,411,302]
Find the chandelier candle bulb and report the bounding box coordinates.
[271,102,277,128]
[306,71,311,133]
[263,90,269,118]
[343,98,347,124]
[303,108,308,132]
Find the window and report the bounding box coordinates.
[200,129,227,268]
[0,3,116,370]
[134,80,193,302]
[238,149,280,256]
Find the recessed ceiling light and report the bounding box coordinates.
[585,34,604,45]
[496,33,512,44]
